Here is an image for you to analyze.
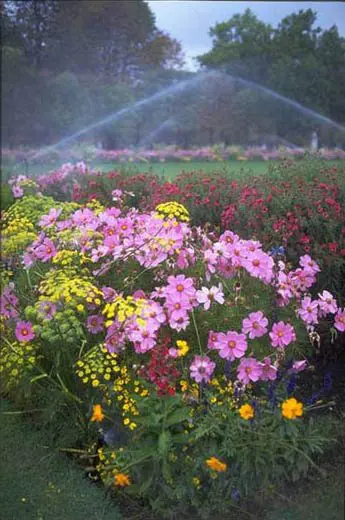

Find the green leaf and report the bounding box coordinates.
[165,407,190,427]
[158,430,171,456]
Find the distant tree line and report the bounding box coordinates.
[2,3,345,149]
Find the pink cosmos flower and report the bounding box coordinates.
[12,185,24,198]
[317,290,338,316]
[102,286,117,302]
[196,284,224,310]
[291,360,308,373]
[104,322,125,353]
[259,357,278,381]
[35,238,57,262]
[87,314,104,334]
[168,348,179,358]
[0,287,19,319]
[169,313,190,331]
[242,311,268,339]
[237,357,262,385]
[165,274,196,301]
[299,255,320,275]
[112,189,123,201]
[15,321,35,342]
[208,331,222,350]
[217,331,247,361]
[334,308,345,332]
[39,208,62,228]
[38,301,57,319]
[190,355,216,383]
[298,296,319,325]
[269,322,296,348]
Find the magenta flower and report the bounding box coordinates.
[259,357,277,381]
[190,355,216,383]
[12,185,24,198]
[237,357,262,385]
[298,296,319,325]
[217,331,247,361]
[318,290,338,316]
[104,322,125,353]
[291,360,308,373]
[35,238,57,262]
[15,321,35,342]
[39,208,62,228]
[269,322,296,348]
[334,308,345,332]
[0,287,19,319]
[299,255,320,274]
[196,284,224,310]
[207,331,222,350]
[38,301,57,319]
[87,314,104,334]
[165,274,196,301]
[242,311,268,339]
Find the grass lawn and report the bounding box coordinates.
[0,399,121,520]
[3,159,344,183]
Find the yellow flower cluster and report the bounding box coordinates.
[75,344,148,429]
[96,448,119,484]
[103,296,146,326]
[175,340,189,357]
[0,341,37,392]
[1,216,37,258]
[85,199,105,215]
[75,345,120,388]
[52,249,91,268]
[209,377,237,407]
[39,271,102,308]
[155,201,190,222]
[113,369,148,430]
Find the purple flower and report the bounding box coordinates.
[217,331,248,361]
[15,321,35,342]
[298,296,319,325]
[237,358,262,385]
[190,355,216,383]
[12,185,24,198]
[269,322,296,348]
[39,208,62,228]
[259,357,277,381]
[87,314,104,334]
[242,311,268,339]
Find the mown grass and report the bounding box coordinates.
[3,158,344,183]
[0,399,121,520]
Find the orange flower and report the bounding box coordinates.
[239,403,255,420]
[114,473,131,487]
[206,456,227,472]
[282,397,303,419]
[90,404,104,422]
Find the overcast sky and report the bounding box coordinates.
[147,1,345,70]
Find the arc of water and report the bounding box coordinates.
[216,70,345,134]
[28,73,208,163]
[140,117,176,146]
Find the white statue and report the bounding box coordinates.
[311,131,318,152]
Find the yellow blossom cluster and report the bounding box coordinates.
[1,216,37,258]
[155,201,190,222]
[208,377,237,407]
[0,341,37,392]
[52,249,91,268]
[39,271,102,309]
[75,345,121,388]
[282,397,303,419]
[85,199,105,215]
[113,369,148,430]
[103,296,146,326]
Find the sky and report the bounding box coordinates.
[147,1,345,70]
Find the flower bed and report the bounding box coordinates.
[1,182,344,517]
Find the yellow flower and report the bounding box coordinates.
[176,340,189,356]
[114,473,131,487]
[192,477,201,489]
[239,403,255,420]
[206,457,228,472]
[282,398,303,419]
[90,404,104,422]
